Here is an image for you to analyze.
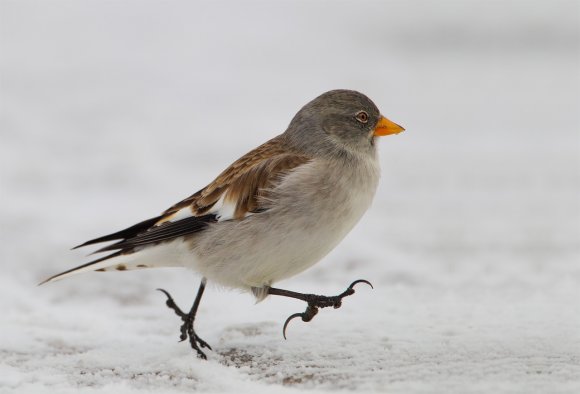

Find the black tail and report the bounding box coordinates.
[72,215,162,250]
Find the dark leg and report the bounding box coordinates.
[267,279,373,339]
[157,277,212,359]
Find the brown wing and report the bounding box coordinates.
[161,135,311,221]
[73,136,310,252]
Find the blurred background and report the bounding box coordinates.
[1,0,579,392]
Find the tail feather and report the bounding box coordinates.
[39,251,124,285]
[72,215,162,250]
[40,238,192,285]
[44,213,202,285]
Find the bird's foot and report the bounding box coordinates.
[157,288,212,359]
[282,279,373,339]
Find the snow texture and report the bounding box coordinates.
[1,1,579,393]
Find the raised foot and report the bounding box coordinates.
[157,288,212,359]
[282,279,373,339]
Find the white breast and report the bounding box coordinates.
[190,154,381,291]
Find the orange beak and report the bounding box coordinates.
[373,116,405,137]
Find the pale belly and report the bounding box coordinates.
[189,157,380,290]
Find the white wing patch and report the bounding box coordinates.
[209,195,238,221]
[170,206,195,221]
[156,206,194,225]
[160,187,256,226]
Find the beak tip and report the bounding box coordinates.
[374,116,405,136]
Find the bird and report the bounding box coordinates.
[41,89,405,359]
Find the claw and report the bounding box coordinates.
[156,288,171,298]
[157,288,187,319]
[348,279,373,290]
[156,288,174,307]
[278,280,373,339]
[198,338,212,350]
[187,329,211,359]
[158,287,212,358]
[282,312,304,340]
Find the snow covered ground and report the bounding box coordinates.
[1,1,579,393]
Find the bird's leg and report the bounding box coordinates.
[267,279,373,339]
[157,277,212,359]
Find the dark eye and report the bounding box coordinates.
[355,111,369,124]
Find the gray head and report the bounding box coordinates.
[284,90,404,157]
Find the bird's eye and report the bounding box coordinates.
[355,111,369,124]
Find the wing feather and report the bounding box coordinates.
[95,214,217,252]
[160,135,310,220]
[73,135,310,253]
[44,135,311,284]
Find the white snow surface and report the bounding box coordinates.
[1,1,579,393]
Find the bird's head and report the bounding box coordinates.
[285,89,404,157]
